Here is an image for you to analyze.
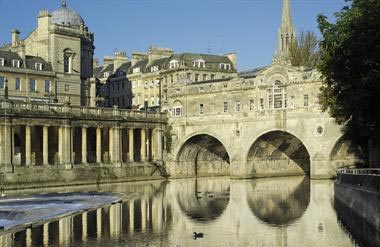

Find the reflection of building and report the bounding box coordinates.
[0,1,94,105]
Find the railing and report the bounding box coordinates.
[336,168,380,193]
[0,100,167,120]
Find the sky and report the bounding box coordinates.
[0,0,347,71]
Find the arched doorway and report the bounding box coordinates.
[247,131,310,177]
[176,134,230,177]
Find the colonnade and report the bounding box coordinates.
[0,117,164,169]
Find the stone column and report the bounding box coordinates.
[82,127,87,164]
[147,129,151,161]
[59,217,72,245]
[25,125,31,166]
[155,127,163,161]
[96,127,102,163]
[141,129,146,162]
[58,127,62,164]
[111,126,121,167]
[43,126,49,166]
[0,118,13,171]
[60,125,73,169]
[109,128,114,163]
[128,128,134,162]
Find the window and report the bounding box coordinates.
[169,60,179,69]
[290,96,296,108]
[211,74,215,80]
[304,94,309,107]
[199,87,204,93]
[186,73,191,80]
[44,80,50,93]
[175,88,181,94]
[195,74,199,82]
[0,76,4,89]
[144,81,148,89]
[65,84,70,92]
[15,77,21,91]
[223,101,228,113]
[170,75,174,83]
[0,58,4,66]
[132,67,140,73]
[176,74,179,82]
[30,79,36,92]
[35,63,43,71]
[199,104,204,115]
[151,65,159,72]
[173,106,182,117]
[268,81,285,109]
[249,99,254,111]
[259,98,264,110]
[103,72,110,78]
[193,59,205,68]
[12,60,20,68]
[64,54,70,73]
[151,97,155,106]
[235,101,241,112]
[203,74,207,81]
[219,63,231,70]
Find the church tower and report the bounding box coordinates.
[273,0,296,64]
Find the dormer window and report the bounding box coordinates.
[169,60,179,69]
[193,59,205,68]
[0,58,4,66]
[133,67,140,73]
[103,71,110,78]
[151,65,159,72]
[219,63,231,70]
[35,63,43,71]
[12,59,20,68]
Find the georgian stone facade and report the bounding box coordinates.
[0,1,94,106]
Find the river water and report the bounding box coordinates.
[0,176,368,246]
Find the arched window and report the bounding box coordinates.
[267,80,286,109]
[63,49,74,74]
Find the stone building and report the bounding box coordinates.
[92,52,132,108]
[95,47,237,110]
[0,50,56,102]
[0,0,94,106]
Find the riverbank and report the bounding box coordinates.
[1,163,164,191]
[335,169,380,234]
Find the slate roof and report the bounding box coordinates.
[239,66,269,78]
[0,50,53,72]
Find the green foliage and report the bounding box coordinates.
[318,0,380,133]
[289,31,320,67]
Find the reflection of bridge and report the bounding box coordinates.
[0,178,354,246]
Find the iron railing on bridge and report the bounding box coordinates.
[336,168,380,193]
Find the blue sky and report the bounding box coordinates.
[0,0,346,71]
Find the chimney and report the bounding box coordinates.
[103,56,114,68]
[11,29,20,47]
[93,58,100,68]
[131,52,147,67]
[148,47,173,63]
[113,51,128,72]
[225,52,237,70]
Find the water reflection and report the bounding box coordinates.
[0,177,366,246]
[247,176,310,226]
[176,178,230,222]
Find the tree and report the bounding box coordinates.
[318,0,380,135]
[289,31,320,67]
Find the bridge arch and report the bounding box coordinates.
[330,135,367,170]
[247,130,311,177]
[176,133,230,177]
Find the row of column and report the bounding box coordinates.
[0,120,164,168]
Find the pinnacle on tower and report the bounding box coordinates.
[62,0,67,7]
[273,0,296,64]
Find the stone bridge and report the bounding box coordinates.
[166,106,363,179]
